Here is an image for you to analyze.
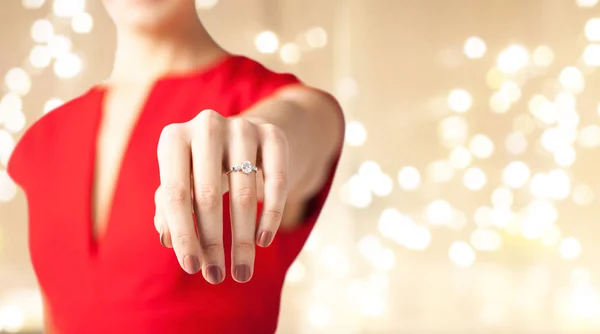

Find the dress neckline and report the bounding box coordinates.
[88,53,241,95]
[85,53,240,257]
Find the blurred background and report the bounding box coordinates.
[2,0,600,333]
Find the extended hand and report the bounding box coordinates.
[153,109,289,284]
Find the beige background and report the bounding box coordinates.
[2,0,600,333]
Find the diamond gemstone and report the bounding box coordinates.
[241,161,253,174]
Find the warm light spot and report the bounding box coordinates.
[71,12,93,34]
[345,121,367,146]
[195,0,218,9]
[449,146,472,169]
[305,27,328,49]
[573,185,594,205]
[577,0,599,7]
[447,89,473,113]
[4,68,31,96]
[427,200,452,225]
[280,43,301,64]
[502,161,530,189]
[463,167,486,190]
[559,66,585,94]
[585,18,600,42]
[532,45,554,67]
[470,228,502,252]
[439,116,469,147]
[505,132,527,155]
[31,19,53,43]
[53,53,82,79]
[469,134,494,159]
[464,36,487,59]
[29,45,52,68]
[497,45,529,73]
[47,35,72,58]
[449,241,476,267]
[397,166,421,191]
[22,0,45,9]
[583,44,600,66]
[308,304,331,328]
[53,0,85,18]
[44,98,64,114]
[491,187,514,208]
[560,237,582,260]
[255,31,279,54]
[427,160,454,183]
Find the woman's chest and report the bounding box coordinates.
[26,85,242,296]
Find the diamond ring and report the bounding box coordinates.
[226,161,258,175]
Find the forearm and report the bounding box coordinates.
[242,86,344,203]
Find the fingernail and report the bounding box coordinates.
[183,255,201,274]
[159,232,166,247]
[257,231,273,247]
[234,265,251,282]
[206,265,223,284]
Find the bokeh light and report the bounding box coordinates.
[447,89,473,112]
[464,36,487,59]
[71,12,93,34]
[255,31,279,54]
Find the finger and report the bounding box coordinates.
[189,111,225,284]
[157,123,201,274]
[154,187,173,248]
[227,118,258,283]
[255,124,288,248]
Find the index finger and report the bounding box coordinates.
[157,123,201,274]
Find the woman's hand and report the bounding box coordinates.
[153,109,289,284]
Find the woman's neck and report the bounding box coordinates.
[109,19,226,85]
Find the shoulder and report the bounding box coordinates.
[6,89,95,189]
[219,56,303,111]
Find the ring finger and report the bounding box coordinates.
[227,119,258,283]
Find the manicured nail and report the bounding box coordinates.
[234,265,251,282]
[183,255,201,274]
[206,265,223,284]
[257,231,273,247]
[159,232,166,247]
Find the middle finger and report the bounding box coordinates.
[227,118,258,283]
[189,111,225,284]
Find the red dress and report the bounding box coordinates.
[7,55,342,334]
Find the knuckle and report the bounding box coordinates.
[262,210,283,224]
[161,123,184,141]
[273,171,287,181]
[230,118,255,137]
[268,174,288,193]
[161,184,190,205]
[173,233,197,247]
[195,184,220,210]
[201,240,224,254]
[154,188,162,205]
[158,123,185,155]
[233,242,255,252]
[261,123,286,142]
[233,187,255,208]
[196,110,223,137]
[153,215,163,232]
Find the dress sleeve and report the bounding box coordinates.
[233,61,302,112]
[232,59,345,269]
[6,118,43,193]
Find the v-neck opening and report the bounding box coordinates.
[85,54,239,257]
[87,83,159,256]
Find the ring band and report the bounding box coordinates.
[226,161,258,175]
